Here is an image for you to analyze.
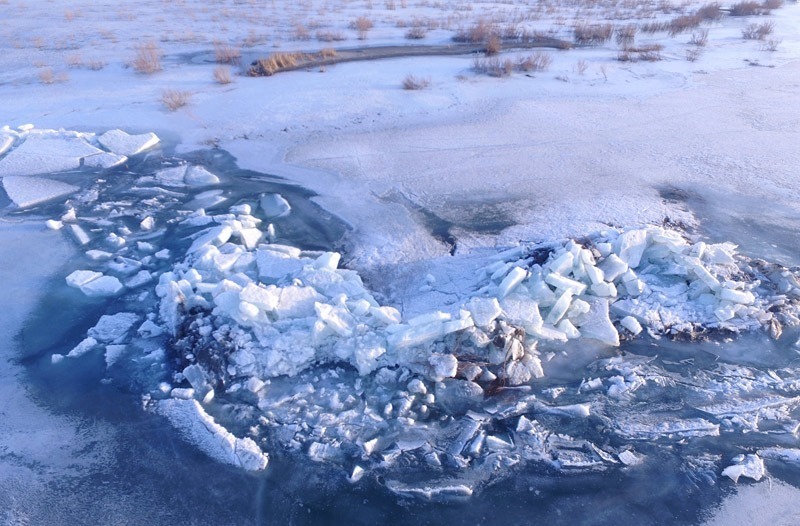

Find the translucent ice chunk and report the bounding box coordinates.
[466,297,503,328]
[98,129,159,156]
[260,193,291,218]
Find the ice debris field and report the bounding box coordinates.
[5,126,800,500]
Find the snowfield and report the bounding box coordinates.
[3,0,800,523]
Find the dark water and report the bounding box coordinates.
[6,160,800,525]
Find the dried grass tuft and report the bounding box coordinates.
[132,42,162,74]
[161,89,191,111]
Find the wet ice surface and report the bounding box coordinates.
[5,128,800,524]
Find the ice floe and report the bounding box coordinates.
[2,175,79,208]
[97,129,159,157]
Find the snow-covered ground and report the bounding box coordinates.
[3,0,800,523]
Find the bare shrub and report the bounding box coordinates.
[453,19,496,43]
[87,60,106,71]
[132,42,162,74]
[761,38,781,51]
[485,35,501,55]
[316,30,346,42]
[473,56,514,77]
[405,26,428,39]
[66,54,83,68]
[213,66,232,84]
[761,0,783,9]
[517,51,553,72]
[214,41,241,65]
[320,48,337,59]
[618,44,664,61]
[573,23,613,45]
[689,28,709,46]
[696,2,723,20]
[686,48,702,61]
[402,74,430,90]
[293,24,311,41]
[615,24,637,46]
[668,14,702,36]
[161,89,191,111]
[730,1,763,15]
[39,68,55,84]
[351,16,374,40]
[575,59,589,75]
[641,21,669,34]
[742,21,775,40]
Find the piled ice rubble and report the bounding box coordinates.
[0,125,160,208]
[157,217,798,391]
[141,200,800,494]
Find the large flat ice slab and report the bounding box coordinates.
[2,175,79,208]
[0,134,103,176]
[97,129,159,157]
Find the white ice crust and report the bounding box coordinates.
[2,175,79,208]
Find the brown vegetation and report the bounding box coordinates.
[402,74,430,90]
[161,89,191,111]
[214,41,241,65]
[132,42,162,74]
[213,66,233,84]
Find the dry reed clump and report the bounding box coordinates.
[249,52,307,76]
[402,74,430,90]
[213,41,241,65]
[320,48,337,59]
[668,14,702,36]
[452,19,497,43]
[161,89,191,111]
[351,16,374,40]
[730,1,765,15]
[615,24,637,46]
[472,56,515,77]
[617,44,664,62]
[87,60,106,71]
[696,2,723,20]
[405,26,428,39]
[573,23,613,45]
[474,51,553,77]
[213,66,233,84]
[316,30,346,42]
[516,51,553,72]
[485,35,502,55]
[132,42,162,74]
[760,38,781,51]
[742,21,775,39]
[762,0,783,9]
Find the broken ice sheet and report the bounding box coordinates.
[29,132,800,502]
[2,175,79,208]
[0,133,103,176]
